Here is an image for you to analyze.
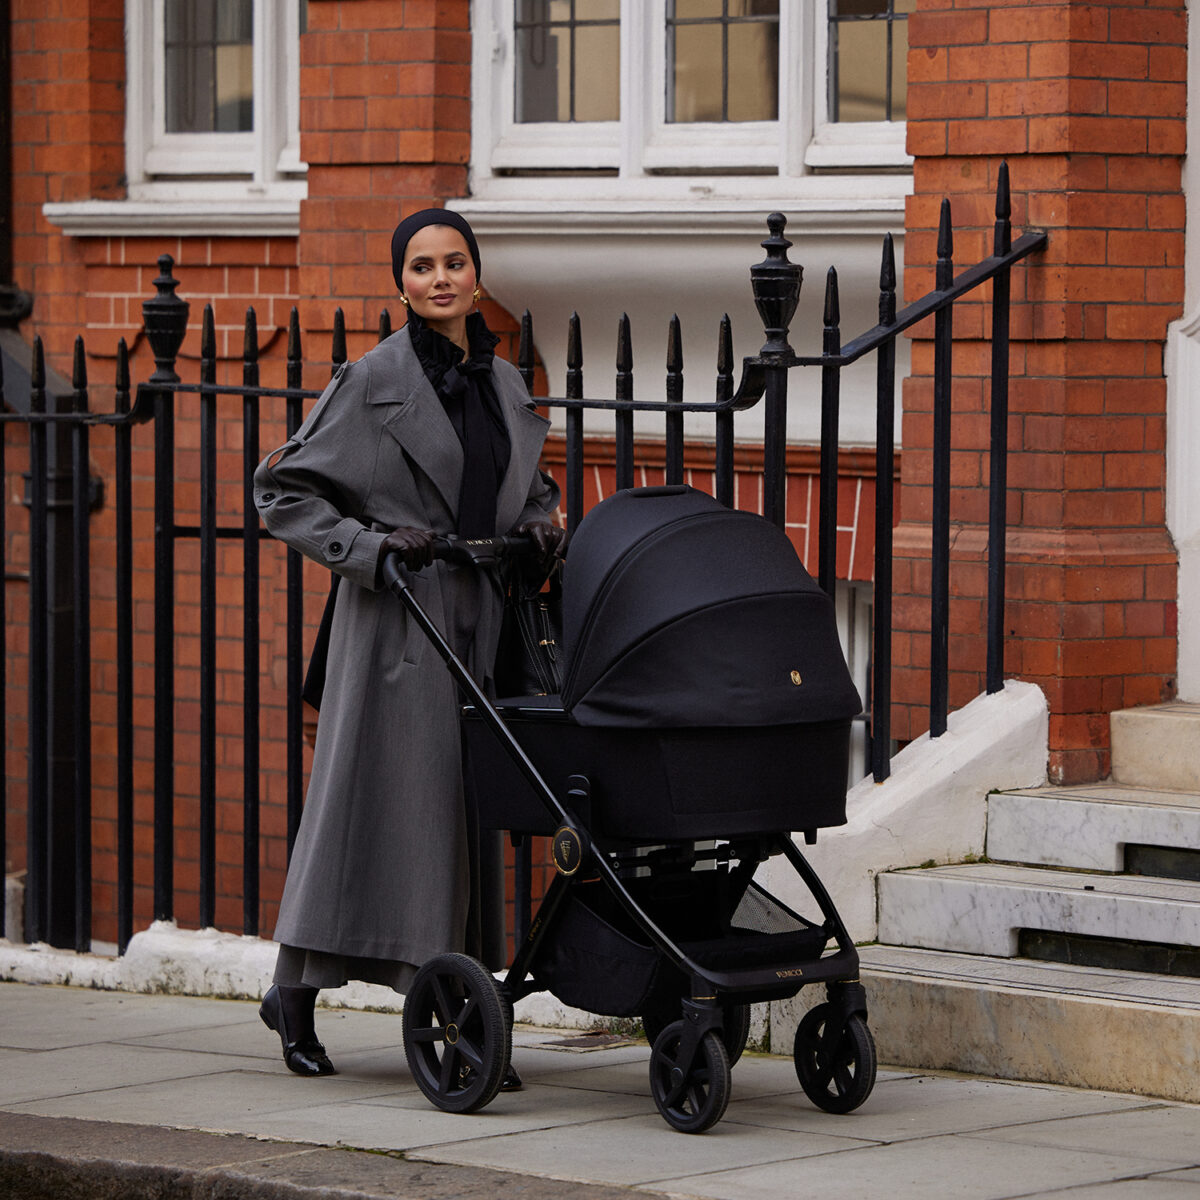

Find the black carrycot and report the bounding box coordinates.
[464,486,862,840]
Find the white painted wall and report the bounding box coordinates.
[1164,0,1200,699]
[763,680,1050,944]
[457,204,910,448]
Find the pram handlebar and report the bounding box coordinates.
[428,532,541,569]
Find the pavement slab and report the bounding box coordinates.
[3,980,1200,1199]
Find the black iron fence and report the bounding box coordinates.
[1,167,1046,952]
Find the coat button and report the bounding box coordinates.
[260,492,276,503]
[329,541,344,556]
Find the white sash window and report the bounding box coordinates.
[125,0,306,202]
[473,0,912,192]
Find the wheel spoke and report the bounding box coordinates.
[438,1043,460,1094]
[455,992,479,1030]
[408,1024,444,1044]
[456,1035,485,1071]
[431,975,454,1025]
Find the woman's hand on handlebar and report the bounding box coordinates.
[515,520,567,565]
[380,526,438,570]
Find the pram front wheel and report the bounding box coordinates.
[402,953,512,1114]
[792,1003,876,1114]
[649,1021,732,1134]
[642,1001,751,1067]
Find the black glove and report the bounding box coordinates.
[380,526,437,570]
[516,521,567,564]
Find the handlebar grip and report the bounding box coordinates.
[385,534,541,583]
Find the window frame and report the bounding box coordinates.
[125,0,306,199]
[472,0,909,189]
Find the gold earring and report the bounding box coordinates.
[398,294,409,307]
[472,286,481,302]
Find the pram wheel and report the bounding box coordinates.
[402,953,512,1114]
[643,1002,751,1067]
[648,1021,731,1134]
[792,1003,876,1114]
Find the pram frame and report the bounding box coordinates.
[383,540,874,1130]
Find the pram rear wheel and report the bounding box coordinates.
[402,953,512,1114]
[792,1003,876,1114]
[643,1002,751,1067]
[649,1021,731,1134]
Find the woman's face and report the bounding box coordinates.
[400,225,477,337]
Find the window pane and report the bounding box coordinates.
[577,0,619,18]
[727,21,777,121]
[672,24,723,122]
[515,0,619,122]
[164,0,253,133]
[667,0,779,123]
[516,23,570,121]
[574,24,620,121]
[828,0,908,122]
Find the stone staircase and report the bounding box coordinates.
[860,702,1200,1102]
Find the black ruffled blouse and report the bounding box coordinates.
[406,310,511,539]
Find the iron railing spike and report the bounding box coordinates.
[879,234,897,323]
[937,199,954,289]
[667,314,683,372]
[332,308,347,372]
[201,304,216,364]
[995,162,1013,257]
[116,337,130,401]
[824,266,841,328]
[72,335,87,393]
[567,312,582,370]
[288,307,301,364]
[243,307,259,364]
[31,335,45,397]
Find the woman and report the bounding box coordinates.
[253,209,564,1080]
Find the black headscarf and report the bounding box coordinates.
[391,208,482,293]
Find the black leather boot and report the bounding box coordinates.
[260,984,336,1076]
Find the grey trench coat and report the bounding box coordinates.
[253,326,556,976]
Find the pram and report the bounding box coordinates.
[383,485,876,1134]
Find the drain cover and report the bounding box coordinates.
[537,1033,634,1053]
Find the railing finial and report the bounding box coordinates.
[751,212,802,358]
[142,255,190,384]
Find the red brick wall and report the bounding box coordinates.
[3,0,540,943]
[898,0,1183,782]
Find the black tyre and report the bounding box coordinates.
[648,1021,731,1134]
[402,953,511,1114]
[792,1002,876,1114]
[643,1002,751,1067]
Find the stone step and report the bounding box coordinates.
[876,862,1200,957]
[1111,701,1200,791]
[846,945,1200,1103]
[987,782,1200,873]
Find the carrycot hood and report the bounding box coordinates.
[560,487,862,728]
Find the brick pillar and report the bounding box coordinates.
[11,0,125,363]
[896,1,1183,783]
[298,0,473,361]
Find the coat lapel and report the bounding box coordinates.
[368,332,463,524]
[366,329,550,534]
[494,373,552,534]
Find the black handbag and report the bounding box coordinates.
[494,561,564,697]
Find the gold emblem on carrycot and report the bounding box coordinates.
[790,670,803,685]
